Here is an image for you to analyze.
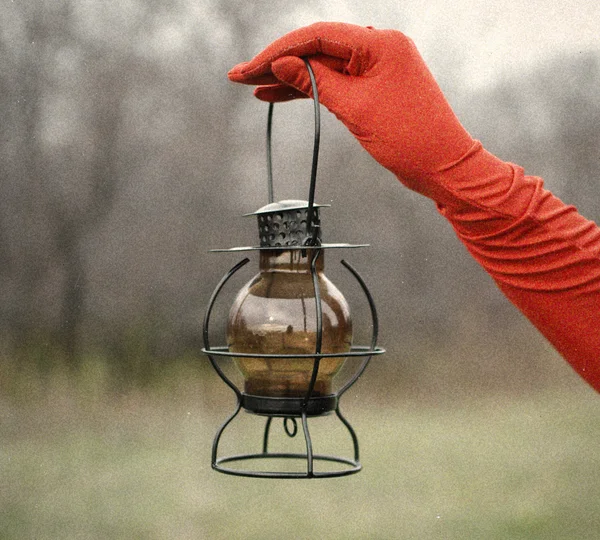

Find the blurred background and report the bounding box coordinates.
[2,0,600,538]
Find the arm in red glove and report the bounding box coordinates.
[228,22,600,390]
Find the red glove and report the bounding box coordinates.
[229,22,600,391]
[228,22,523,215]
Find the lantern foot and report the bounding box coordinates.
[211,403,362,479]
[213,452,361,479]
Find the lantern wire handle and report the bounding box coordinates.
[303,58,320,242]
[265,57,321,244]
[203,57,384,477]
[266,103,274,204]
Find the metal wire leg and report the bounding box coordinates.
[211,397,243,470]
[301,411,315,477]
[262,416,273,454]
[335,406,360,464]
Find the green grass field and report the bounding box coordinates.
[2,363,600,539]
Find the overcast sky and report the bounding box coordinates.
[268,0,600,90]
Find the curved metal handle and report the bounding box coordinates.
[337,259,380,398]
[266,58,321,239]
[202,258,250,398]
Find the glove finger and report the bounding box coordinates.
[271,56,353,104]
[252,56,348,102]
[231,56,348,87]
[229,68,281,86]
[254,84,308,102]
[228,22,377,83]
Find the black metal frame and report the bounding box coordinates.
[201,59,384,478]
[202,253,384,478]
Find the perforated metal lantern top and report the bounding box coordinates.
[247,199,326,248]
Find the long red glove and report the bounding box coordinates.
[228,22,600,390]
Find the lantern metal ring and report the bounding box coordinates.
[202,58,385,478]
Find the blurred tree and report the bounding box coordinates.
[462,52,600,225]
[0,0,597,390]
[542,54,600,223]
[0,0,57,353]
[0,1,163,365]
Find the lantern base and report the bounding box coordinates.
[203,257,385,479]
[241,393,338,416]
[211,406,363,479]
[213,452,361,479]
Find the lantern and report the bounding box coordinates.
[202,59,385,478]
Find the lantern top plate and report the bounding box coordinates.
[243,199,330,217]
[209,243,369,253]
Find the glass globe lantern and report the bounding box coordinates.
[202,60,385,478]
[228,201,352,411]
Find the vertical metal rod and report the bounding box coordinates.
[264,59,320,239]
[303,248,323,410]
[302,58,320,238]
[301,410,314,477]
[262,416,273,454]
[266,103,274,204]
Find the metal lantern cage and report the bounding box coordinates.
[202,59,385,478]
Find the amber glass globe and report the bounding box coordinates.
[227,249,352,399]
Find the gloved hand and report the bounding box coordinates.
[228,22,600,392]
[228,22,516,212]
